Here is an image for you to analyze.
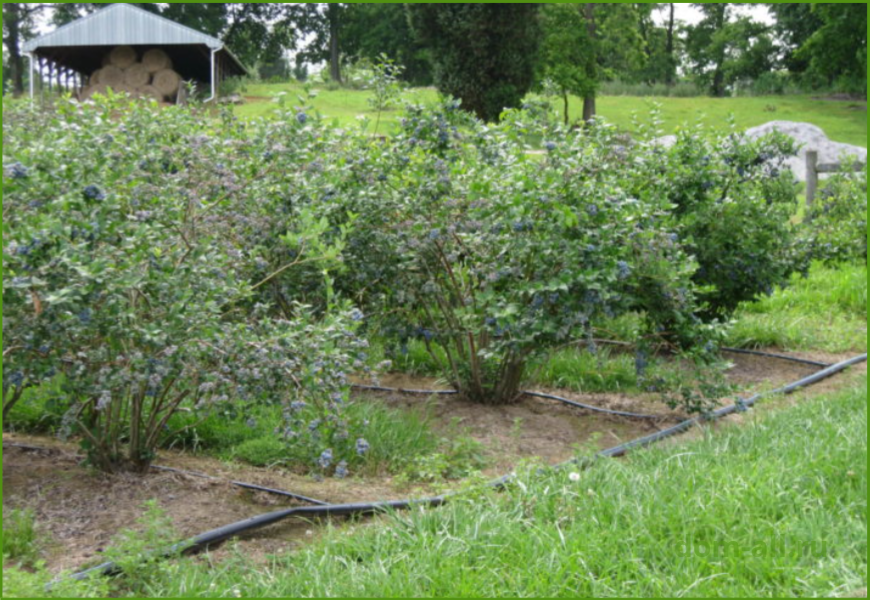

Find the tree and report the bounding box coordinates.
[766,3,823,75]
[341,3,432,86]
[2,3,48,95]
[407,4,541,122]
[634,3,678,85]
[795,3,867,95]
[538,4,595,124]
[685,5,774,96]
[295,4,347,84]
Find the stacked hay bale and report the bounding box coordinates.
[81,46,181,103]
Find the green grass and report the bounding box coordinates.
[210,400,439,475]
[728,261,868,352]
[235,82,867,147]
[16,375,863,598]
[1,509,40,567]
[165,399,438,476]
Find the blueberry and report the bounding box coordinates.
[617,261,631,280]
[83,185,106,201]
[9,162,29,180]
[296,112,307,125]
[355,438,370,456]
[544,141,557,152]
[318,448,333,469]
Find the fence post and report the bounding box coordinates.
[805,150,818,208]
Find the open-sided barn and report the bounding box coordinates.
[22,3,247,102]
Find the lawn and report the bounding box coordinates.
[235,81,868,147]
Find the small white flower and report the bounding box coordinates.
[568,472,581,482]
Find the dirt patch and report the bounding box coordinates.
[2,435,418,574]
[368,390,679,475]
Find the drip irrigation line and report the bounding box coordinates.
[577,337,833,368]
[720,347,831,368]
[52,353,866,588]
[351,384,458,395]
[596,353,867,459]
[148,465,329,506]
[353,384,661,419]
[1,443,328,507]
[64,496,448,582]
[521,390,660,419]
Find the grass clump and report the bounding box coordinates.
[728,261,867,352]
[2,509,39,566]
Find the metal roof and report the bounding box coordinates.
[23,3,225,52]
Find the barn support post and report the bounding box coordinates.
[206,47,218,102]
[27,53,34,101]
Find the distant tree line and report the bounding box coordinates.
[3,3,866,121]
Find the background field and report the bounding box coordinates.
[235,83,868,147]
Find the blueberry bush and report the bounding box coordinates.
[633,122,806,318]
[310,101,725,405]
[803,162,867,264]
[2,94,368,473]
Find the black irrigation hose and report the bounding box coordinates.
[521,390,660,420]
[720,347,831,368]
[148,465,329,506]
[1,443,328,507]
[582,338,833,368]
[597,353,867,458]
[65,496,448,582]
[351,384,458,396]
[54,353,867,588]
[352,384,661,420]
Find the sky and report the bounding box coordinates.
[656,3,774,26]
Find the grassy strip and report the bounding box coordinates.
[727,261,867,353]
[11,375,863,597]
[235,82,867,147]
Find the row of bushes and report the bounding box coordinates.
[2,91,864,475]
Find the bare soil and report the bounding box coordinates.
[3,348,865,574]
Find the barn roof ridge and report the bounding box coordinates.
[22,3,226,52]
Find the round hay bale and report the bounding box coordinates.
[152,69,181,97]
[142,48,172,73]
[81,83,108,100]
[98,65,125,88]
[109,45,138,69]
[139,85,164,102]
[123,63,151,88]
[90,69,102,85]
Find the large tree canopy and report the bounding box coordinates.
[407,4,541,122]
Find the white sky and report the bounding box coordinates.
[655,3,774,27]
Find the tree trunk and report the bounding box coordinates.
[582,3,597,123]
[3,3,25,96]
[328,5,342,84]
[665,3,675,85]
[563,89,569,125]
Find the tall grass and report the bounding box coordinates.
[1,509,39,566]
[728,261,867,352]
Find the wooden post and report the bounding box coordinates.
[805,150,818,208]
